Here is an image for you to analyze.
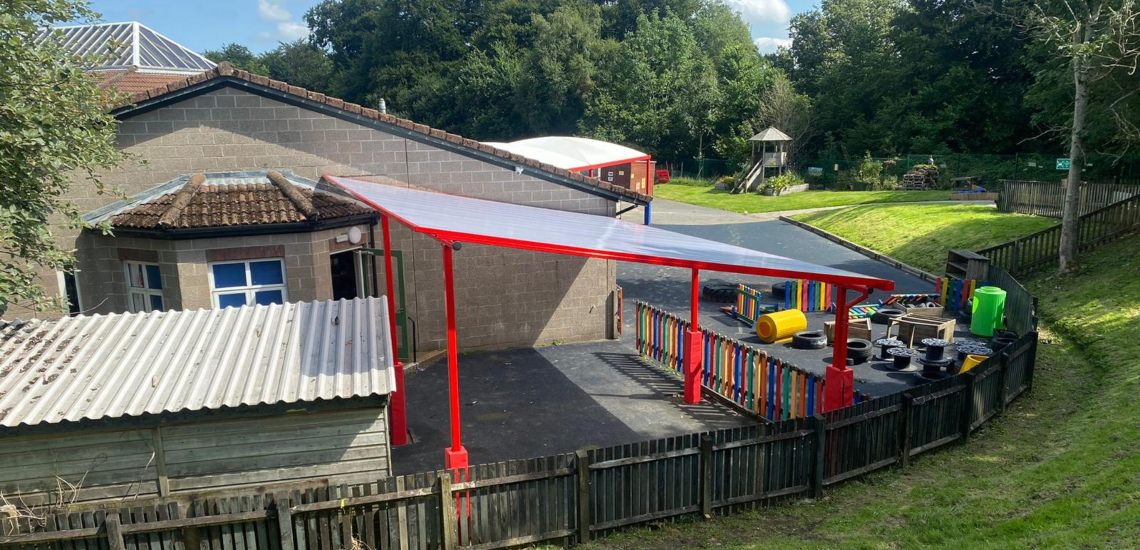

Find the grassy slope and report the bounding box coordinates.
[792,204,1057,273]
[654,184,950,214]
[579,235,1140,549]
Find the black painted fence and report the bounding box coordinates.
[1,264,1039,550]
[979,193,1140,274]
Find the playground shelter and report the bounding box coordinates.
[323,176,895,473]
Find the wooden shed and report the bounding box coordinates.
[0,298,395,504]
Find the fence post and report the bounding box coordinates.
[575,449,591,543]
[811,415,826,498]
[1025,334,1038,392]
[275,493,295,550]
[700,435,714,519]
[438,474,458,550]
[998,353,1011,414]
[899,393,914,468]
[104,514,125,550]
[959,372,976,443]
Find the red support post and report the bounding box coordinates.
[683,268,702,404]
[824,286,870,411]
[441,242,469,472]
[381,216,408,446]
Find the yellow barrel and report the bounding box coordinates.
[756,309,808,343]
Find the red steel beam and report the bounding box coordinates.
[441,242,469,472]
[381,216,408,446]
[683,268,702,404]
[825,286,871,411]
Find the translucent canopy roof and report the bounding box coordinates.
[484,137,651,171]
[323,177,895,290]
[37,22,216,74]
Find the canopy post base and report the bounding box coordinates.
[643,203,652,225]
[444,445,469,472]
[824,365,854,412]
[683,330,703,404]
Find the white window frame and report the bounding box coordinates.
[56,270,84,316]
[208,258,288,309]
[123,261,164,313]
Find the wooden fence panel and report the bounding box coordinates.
[459,454,575,548]
[822,394,904,485]
[586,433,703,533]
[1003,333,1037,403]
[905,378,967,456]
[998,180,1140,217]
[969,360,1004,429]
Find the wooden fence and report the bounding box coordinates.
[633,301,869,422]
[997,180,1140,217]
[978,192,1140,274]
[0,327,1036,550]
[2,268,1039,550]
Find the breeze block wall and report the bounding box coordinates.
[35,85,617,351]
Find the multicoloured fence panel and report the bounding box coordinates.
[783,280,834,312]
[935,277,979,314]
[735,283,767,324]
[636,301,837,421]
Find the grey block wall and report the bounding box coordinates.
[18,85,617,351]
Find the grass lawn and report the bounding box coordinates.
[791,204,1057,274]
[576,234,1140,549]
[653,184,951,214]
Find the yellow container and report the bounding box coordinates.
[960,354,987,374]
[756,309,808,344]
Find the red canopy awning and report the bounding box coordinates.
[323,176,894,291]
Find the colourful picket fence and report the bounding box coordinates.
[634,301,863,421]
[735,283,766,323]
[936,277,979,314]
[784,280,834,312]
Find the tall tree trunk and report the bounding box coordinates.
[1059,21,1092,273]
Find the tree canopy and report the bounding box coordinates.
[0,0,126,312]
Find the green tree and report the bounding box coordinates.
[582,12,720,159]
[203,43,269,75]
[1,0,126,311]
[260,39,335,93]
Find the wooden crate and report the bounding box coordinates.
[824,318,873,345]
[905,306,944,319]
[889,316,956,346]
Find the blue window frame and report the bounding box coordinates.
[208,258,287,309]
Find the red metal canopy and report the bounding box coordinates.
[323,176,895,291]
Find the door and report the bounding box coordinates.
[330,250,359,300]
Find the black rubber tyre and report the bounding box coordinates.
[846,338,874,364]
[770,281,787,298]
[701,283,737,303]
[870,307,906,325]
[792,330,827,349]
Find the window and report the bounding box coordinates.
[209,259,287,309]
[124,261,164,312]
[56,271,83,315]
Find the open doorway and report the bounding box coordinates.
[330,250,359,300]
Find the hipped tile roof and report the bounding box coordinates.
[93,170,374,231]
[113,63,651,204]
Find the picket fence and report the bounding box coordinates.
[633,301,869,422]
[1,265,1038,550]
[998,180,1140,217]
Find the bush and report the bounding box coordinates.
[763,172,806,195]
[854,152,884,188]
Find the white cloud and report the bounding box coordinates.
[256,1,310,41]
[277,21,310,41]
[258,0,291,22]
[725,0,792,26]
[753,36,792,53]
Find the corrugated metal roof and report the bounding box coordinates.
[36,22,216,74]
[0,298,394,430]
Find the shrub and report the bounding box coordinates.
[763,172,806,195]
